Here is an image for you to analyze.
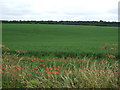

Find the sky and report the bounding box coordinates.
[0,0,119,21]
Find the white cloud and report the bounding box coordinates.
[0,0,119,21]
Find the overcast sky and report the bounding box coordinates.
[0,0,119,21]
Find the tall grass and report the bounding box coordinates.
[2,46,119,88]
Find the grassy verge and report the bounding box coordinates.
[1,46,119,88]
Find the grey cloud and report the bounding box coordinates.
[1,1,39,17]
[108,8,118,14]
[0,0,118,21]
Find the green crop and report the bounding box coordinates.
[2,24,118,58]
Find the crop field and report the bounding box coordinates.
[2,24,118,58]
[1,24,119,88]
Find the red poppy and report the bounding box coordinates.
[78,68,86,72]
[89,57,92,59]
[33,67,37,69]
[17,68,21,70]
[49,67,52,70]
[54,68,60,71]
[92,61,98,64]
[24,61,28,63]
[49,72,54,74]
[55,71,59,74]
[2,67,5,69]
[64,70,67,73]
[58,66,60,68]
[36,71,39,73]
[67,57,71,59]
[31,60,34,62]
[80,66,84,68]
[69,70,73,73]
[55,57,58,59]
[40,59,44,61]
[86,67,89,70]
[74,61,76,63]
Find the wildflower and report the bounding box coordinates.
[72,85,75,87]
[33,67,37,69]
[67,57,71,59]
[78,68,86,72]
[89,57,92,59]
[74,61,77,63]
[55,71,59,74]
[103,60,106,62]
[86,67,89,70]
[58,66,60,68]
[69,70,73,74]
[92,61,98,64]
[59,59,62,62]
[49,67,52,70]
[54,68,60,71]
[53,65,56,67]
[105,62,108,64]
[34,58,37,60]
[0,58,2,61]
[40,59,44,61]
[80,66,84,68]
[2,67,5,69]
[31,60,34,62]
[64,70,67,73]
[42,64,46,67]
[24,61,28,63]
[45,59,49,60]
[17,68,21,70]
[55,57,58,59]
[2,63,4,66]
[86,61,90,63]
[36,71,39,73]
[49,72,54,74]
[40,63,43,65]
[43,70,49,73]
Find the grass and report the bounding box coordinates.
[2,24,118,58]
[1,46,119,88]
[1,24,119,88]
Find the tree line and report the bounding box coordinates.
[1,20,118,27]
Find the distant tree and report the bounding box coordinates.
[100,20,103,22]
